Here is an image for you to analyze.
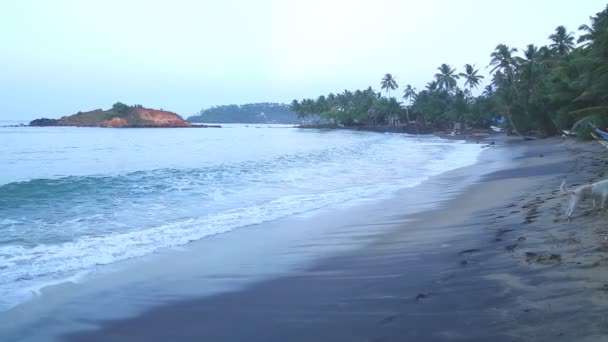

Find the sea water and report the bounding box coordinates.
[0,124,483,311]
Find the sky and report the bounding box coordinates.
[0,0,605,120]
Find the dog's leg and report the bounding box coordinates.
[569,194,581,220]
[567,196,575,221]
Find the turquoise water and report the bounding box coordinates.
[0,125,482,311]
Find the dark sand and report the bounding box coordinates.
[65,137,608,342]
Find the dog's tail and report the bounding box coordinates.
[560,180,574,195]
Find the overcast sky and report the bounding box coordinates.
[1,0,605,120]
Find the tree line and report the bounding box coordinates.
[291,5,608,138]
[188,103,298,124]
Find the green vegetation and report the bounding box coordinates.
[187,103,298,124]
[105,102,130,119]
[291,5,608,138]
[290,88,404,126]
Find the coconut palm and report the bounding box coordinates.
[489,44,518,81]
[489,44,523,137]
[482,85,494,97]
[522,44,538,62]
[434,64,459,92]
[519,44,543,94]
[380,73,398,97]
[458,64,484,90]
[402,84,417,103]
[425,80,438,92]
[578,23,595,48]
[402,84,417,123]
[549,25,575,56]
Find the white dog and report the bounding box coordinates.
[560,180,608,220]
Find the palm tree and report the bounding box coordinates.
[519,44,543,94]
[482,85,494,97]
[380,73,398,97]
[434,64,459,92]
[290,99,303,118]
[549,26,575,56]
[402,84,417,123]
[578,23,595,48]
[489,44,518,80]
[458,64,484,89]
[425,80,438,92]
[489,44,523,137]
[521,44,538,62]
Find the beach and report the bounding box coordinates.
[3,2,607,340]
[51,136,607,342]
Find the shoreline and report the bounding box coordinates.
[63,137,608,341]
[0,129,490,340]
[295,123,500,141]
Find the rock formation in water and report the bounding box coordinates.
[30,103,192,128]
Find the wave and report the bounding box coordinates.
[0,133,483,311]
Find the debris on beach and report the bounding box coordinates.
[415,293,429,301]
[533,253,562,265]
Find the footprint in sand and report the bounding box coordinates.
[525,252,537,260]
[497,228,514,236]
[378,315,399,325]
[415,293,429,301]
[533,254,562,265]
[458,249,480,256]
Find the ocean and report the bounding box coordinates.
[0,124,483,312]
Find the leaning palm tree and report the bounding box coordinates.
[380,73,398,97]
[402,84,417,123]
[434,64,459,92]
[458,64,484,90]
[549,25,575,56]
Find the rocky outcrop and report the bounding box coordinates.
[29,118,59,126]
[30,105,192,128]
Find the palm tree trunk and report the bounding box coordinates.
[505,107,524,137]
